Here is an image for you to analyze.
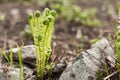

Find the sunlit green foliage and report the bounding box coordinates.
[39,0,101,27]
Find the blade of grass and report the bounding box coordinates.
[16,42,24,80]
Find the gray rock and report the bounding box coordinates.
[27,75,37,80]
[0,65,34,80]
[9,68,20,80]
[59,38,115,80]
[0,66,20,80]
[0,45,35,80]
[4,45,36,67]
[0,70,9,80]
[23,66,34,79]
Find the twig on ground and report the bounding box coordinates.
[103,70,119,80]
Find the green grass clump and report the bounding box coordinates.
[0,42,23,80]
[28,8,56,79]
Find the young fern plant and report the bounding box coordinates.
[28,8,56,78]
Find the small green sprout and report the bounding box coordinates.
[115,3,120,63]
[18,46,23,80]
[28,8,56,79]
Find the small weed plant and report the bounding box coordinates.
[97,3,120,80]
[115,3,120,79]
[28,8,56,78]
[115,4,120,63]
